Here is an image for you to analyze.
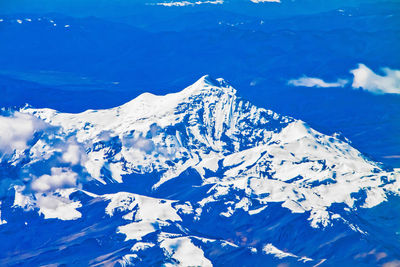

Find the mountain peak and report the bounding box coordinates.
[199,74,220,86]
[114,75,237,121]
[182,75,236,97]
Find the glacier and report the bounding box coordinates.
[0,75,400,266]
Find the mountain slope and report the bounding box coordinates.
[0,76,399,265]
[22,75,399,226]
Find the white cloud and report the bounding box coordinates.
[288,64,400,95]
[36,193,82,220]
[13,186,82,220]
[351,64,400,94]
[0,112,88,221]
[0,111,87,166]
[123,135,155,154]
[62,140,86,165]
[31,167,78,193]
[62,143,81,165]
[288,77,348,88]
[0,112,46,155]
[133,137,155,153]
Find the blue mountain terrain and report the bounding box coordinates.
[0,0,399,266]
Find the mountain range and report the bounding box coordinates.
[1,76,399,266]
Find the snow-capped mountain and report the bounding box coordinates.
[1,76,400,266]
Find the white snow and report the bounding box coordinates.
[263,243,297,259]
[0,201,7,225]
[262,243,313,262]
[154,0,223,7]
[131,242,155,252]
[118,221,155,241]
[104,192,182,222]
[103,192,184,241]
[15,75,400,228]
[160,236,212,266]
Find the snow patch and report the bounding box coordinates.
[160,236,212,266]
[153,0,223,7]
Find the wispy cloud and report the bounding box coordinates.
[31,167,78,193]
[0,111,87,205]
[351,64,400,94]
[288,77,348,88]
[0,111,87,221]
[0,112,46,155]
[288,64,400,95]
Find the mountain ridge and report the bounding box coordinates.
[18,76,400,225]
[0,76,399,265]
